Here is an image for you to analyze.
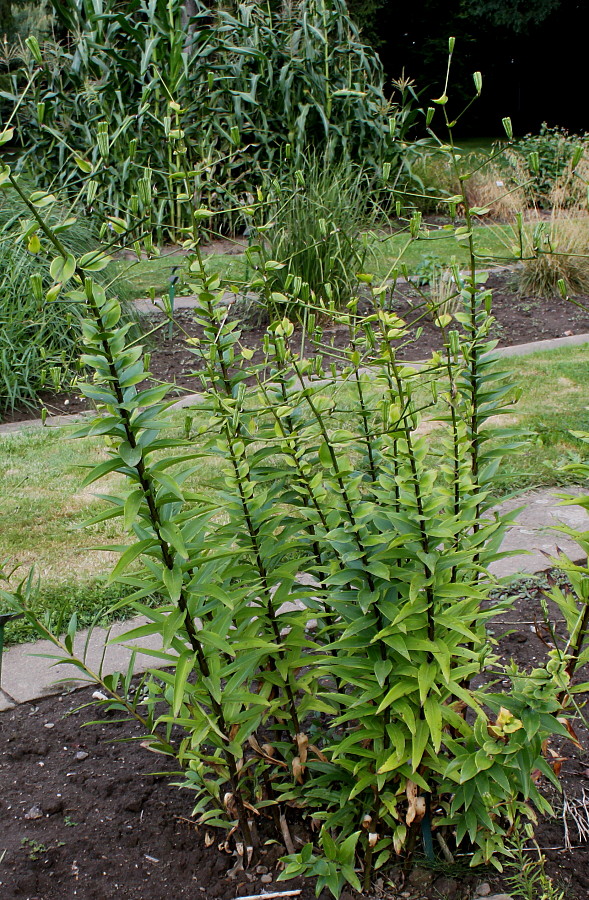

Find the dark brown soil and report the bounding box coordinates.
[0,692,318,900]
[2,570,589,899]
[3,269,589,425]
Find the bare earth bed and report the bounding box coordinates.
[2,571,589,900]
[3,270,589,425]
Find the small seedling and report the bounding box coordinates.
[21,838,47,860]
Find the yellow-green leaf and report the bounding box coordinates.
[74,156,93,174]
[173,651,194,716]
[27,233,41,253]
[50,253,76,283]
[0,127,14,146]
[79,250,112,271]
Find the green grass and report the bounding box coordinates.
[0,410,226,644]
[492,344,589,494]
[454,137,501,155]
[112,249,248,300]
[119,206,589,309]
[368,223,517,276]
[2,343,588,644]
[115,223,518,303]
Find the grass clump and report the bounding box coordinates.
[515,155,589,297]
[517,214,589,298]
[0,181,136,416]
[248,155,378,319]
[4,578,142,646]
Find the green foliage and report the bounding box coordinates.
[4,0,412,240]
[0,150,573,897]
[4,577,142,645]
[467,0,561,31]
[280,830,361,897]
[9,1,55,41]
[247,155,378,319]
[508,123,588,208]
[0,180,132,414]
[1,54,581,898]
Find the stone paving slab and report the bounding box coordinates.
[490,487,589,577]
[0,689,15,712]
[497,332,589,358]
[0,616,172,706]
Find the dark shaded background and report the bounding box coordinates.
[354,0,588,137]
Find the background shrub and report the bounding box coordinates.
[3,0,413,239]
[507,122,589,208]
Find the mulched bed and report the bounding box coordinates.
[2,570,589,899]
[3,269,589,425]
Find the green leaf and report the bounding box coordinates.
[49,253,76,283]
[318,441,333,469]
[376,681,416,714]
[124,490,143,529]
[0,127,14,146]
[74,157,93,174]
[418,662,437,704]
[79,250,112,271]
[411,719,430,770]
[80,457,125,488]
[173,651,195,716]
[162,565,183,602]
[159,523,188,559]
[424,696,443,752]
[27,233,41,253]
[118,442,142,467]
[374,658,392,688]
[109,539,155,580]
[30,191,57,208]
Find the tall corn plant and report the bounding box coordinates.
[1,80,575,899]
[2,0,414,239]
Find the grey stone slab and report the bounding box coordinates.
[1,616,173,704]
[0,690,15,711]
[490,487,589,578]
[0,413,90,435]
[496,333,589,358]
[134,291,239,315]
[169,392,205,410]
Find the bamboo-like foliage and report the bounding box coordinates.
[2,0,412,240]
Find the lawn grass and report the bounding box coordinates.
[0,409,227,644]
[111,247,247,300]
[367,223,518,276]
[2,343,588,644]
[454,137,501,155]
[491,344,589,494]
[111,222,525,301]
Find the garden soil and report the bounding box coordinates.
[4,270,589,424]
[2,572,589,899]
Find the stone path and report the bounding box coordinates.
[1,485,588,712]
